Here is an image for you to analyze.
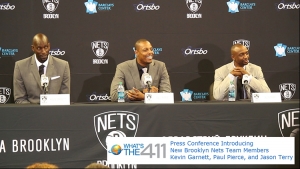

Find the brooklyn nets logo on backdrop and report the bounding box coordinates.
[279,83,296,100]
[278,108,299,137]
[42,0,59,13]
[233,39,250,50]
[0,87,11,104]
[94,111,139,150]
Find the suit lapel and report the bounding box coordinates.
[46,56,55,79]
[148,61,155,80]
[128,59,142,88]
[30,55,43,91]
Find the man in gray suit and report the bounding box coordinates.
[213,44,270,101]
[13,33,70,104]
[110,39,171,102]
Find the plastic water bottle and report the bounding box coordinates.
[228,80,236,101]
[117,82,125,103]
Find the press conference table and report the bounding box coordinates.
[0,100,299,168]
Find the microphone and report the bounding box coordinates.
[141,73,152,92]
[242,74,250,84]
[41,74,49,94]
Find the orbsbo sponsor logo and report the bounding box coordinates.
[0,3,15,10]
[133,1,160,11]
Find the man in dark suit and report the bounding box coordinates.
[13,33,70,104]
[213,44,270,100]
[110,39,171,102]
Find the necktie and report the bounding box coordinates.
[140,68,148,88]
[39,65,45,77]
[142,68,147,74]
[236,78,246,99]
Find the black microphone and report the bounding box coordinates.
[41,74,49,94]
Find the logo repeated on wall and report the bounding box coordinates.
[275,0,300,11]
[84,0,114,14]
[94,111,139,150]
[133,1,160,12]
[279,83,296,100]
[274,43,300,57]
[49,48,65,56]
[186,0,202,18]
[42,0,59,19]
[180,89,193,101]
[0,2,15,10]
[91,40,109,64]
[277,108,299,137]
[0,87,11,104]
[233,39,250,50]
[132,47,163,58]
[182,46,208,57]
[227,0,256,14]
[0,46,18,58]
[87,92,111,102]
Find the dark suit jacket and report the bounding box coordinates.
[110,59,171,102]
[13,55,70,104]
[213,62,270,100]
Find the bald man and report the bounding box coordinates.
[213,44,270,101]
[110,39,171,102]
[13,33,70,104]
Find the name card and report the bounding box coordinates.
[144,93,174,104]
[40,94,70,105]
[251,92,282,103]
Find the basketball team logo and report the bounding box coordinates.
[94,111,139,150]
[91,41,109,59]
[42,0,59,13]
[0,87,11,104]
[279,83,296,100]
[186,0,202,13]
[278,108,299,137]
[233,39,250,50]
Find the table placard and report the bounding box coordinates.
[251,93,282,103]
[144,93,174,104]
[40,94,70,105]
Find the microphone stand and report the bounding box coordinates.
[43,83,48,94]
[147,82,151,93]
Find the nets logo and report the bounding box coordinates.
[227,0,256,13]
[278,108,299,137]
[274,43,300,57]
[279,83,296,100]
[182,46,208,56]
[94,111,139,150]
[233,39,250,50]
[49,48,65,56]
[275,0,300,11]
[42,0,59,19]
[186,0,202,18]
[84,0,114,14]
[0,2,15,10]
[0,87,11,104]
[91,40,109,64]
[133,1,160,12]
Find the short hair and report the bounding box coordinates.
[134,39,149,50]
[231,43,245,55]
[26,162,59,169]
[85,162,110,169]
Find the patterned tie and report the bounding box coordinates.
[142,68,147,73]
[39,64,45,77]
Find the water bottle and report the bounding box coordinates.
[117,82,125,103]
[228,80,236,101]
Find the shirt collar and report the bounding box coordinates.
[35,54,49,68]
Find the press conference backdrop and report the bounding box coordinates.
[0,0,299,103]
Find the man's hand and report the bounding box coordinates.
[143,86,158,93]
[230,67,249,79]
[127,87,145,101]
